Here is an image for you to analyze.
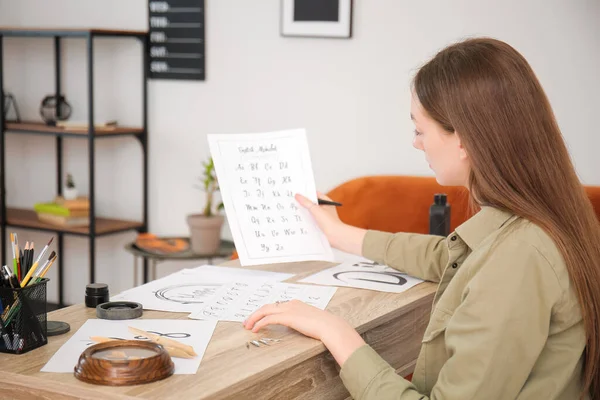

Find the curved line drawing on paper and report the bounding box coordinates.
[133,331,192,340]
[154,283,221,304]
[332,271,408,286]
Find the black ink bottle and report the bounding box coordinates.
[85,283,109,308]
[429,193,451,237]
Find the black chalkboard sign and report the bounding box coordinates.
[148,0,205,80]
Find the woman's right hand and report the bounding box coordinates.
[295,192,344,242]
[295,192,367,254]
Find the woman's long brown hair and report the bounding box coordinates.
[413,37,600,399]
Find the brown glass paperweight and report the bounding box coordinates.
[74,340,174,386]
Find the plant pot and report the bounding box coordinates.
[63,187,78,200]
[186,214,225,255]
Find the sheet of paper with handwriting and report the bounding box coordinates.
[188,280,337,322]
[208,129,334,266]
[111,266,294,313]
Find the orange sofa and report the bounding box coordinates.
[230,175,600,259]
[328,175,471,233]
[328,175,600,232]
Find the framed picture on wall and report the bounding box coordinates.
[280,0,353,38]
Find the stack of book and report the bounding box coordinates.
[33,196,90,227]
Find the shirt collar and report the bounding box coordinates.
[453,206,517,250]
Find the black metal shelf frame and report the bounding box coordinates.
[0,29,150,308]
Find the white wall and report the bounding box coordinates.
[0,0,599,305]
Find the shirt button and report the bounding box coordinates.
[450,236,457,241]
[451,262,458,268]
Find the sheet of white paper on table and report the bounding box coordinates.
[188,264,294,282]
[111,266,294,313]
[208,129,334,266]
[41,319,217,375]
[331,248,376,264]
[298,253,424,294]
[188,281,337,322]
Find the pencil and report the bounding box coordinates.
[22,242,29,280]
[317,199,343,207]
[28,242,34,273]
[19,248,23,279]
[10,233,16,276]
[14,234,20,280]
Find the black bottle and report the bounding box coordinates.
[429,193,451,237]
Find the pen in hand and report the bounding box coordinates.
[317,199,343,207]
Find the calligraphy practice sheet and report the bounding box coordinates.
[208,129,334,266]
[188,281,337,322]
[111,265,294,313]
[41,319,217,374]
[188,264,295,281]
[299,252,424,294]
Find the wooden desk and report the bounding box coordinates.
[0,259,435,400]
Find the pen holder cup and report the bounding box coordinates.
[0,278,48,354]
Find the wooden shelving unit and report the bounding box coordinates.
[5,122,144,138]
[0,27,150,307]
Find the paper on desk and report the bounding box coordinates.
[298,253,424,294]
[331,248,375,264]
[188,264,295,281]
[41,319,217,374]
[208,129,335,266]
[188,280,337,322]
[111,265,294,313]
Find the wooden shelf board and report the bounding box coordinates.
[0,27,147,37]
[6,122,144,137]
[4,208,143,236]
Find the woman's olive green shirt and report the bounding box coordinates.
[340,207,587,400]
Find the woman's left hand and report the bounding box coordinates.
[243,299,366,366]
[243,299,342,340]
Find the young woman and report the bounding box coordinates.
[243,37,600,400]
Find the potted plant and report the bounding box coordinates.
[186,157,225,254]
[64,173,78,200]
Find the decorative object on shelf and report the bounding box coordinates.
[148,0,206,80]
[2,92,21,122]
[187,157,225,255]
[281,0,353,38]
[64,173,78,200]
[39,94,72,125]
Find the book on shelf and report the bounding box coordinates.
[53,196,90,211]
[55,120,118,131]
[37,213,90,227]
[34,202,89,217]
